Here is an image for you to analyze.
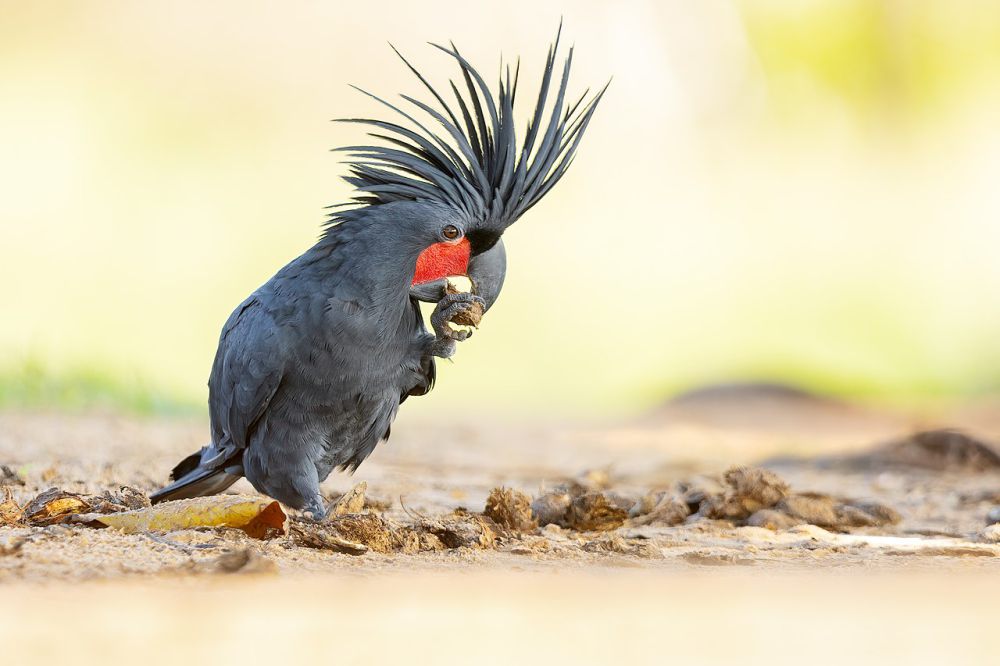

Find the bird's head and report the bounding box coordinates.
[326,23,607,312]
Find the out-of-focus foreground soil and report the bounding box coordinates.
[2,389,999,663]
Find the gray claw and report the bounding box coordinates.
[429,297,480,357]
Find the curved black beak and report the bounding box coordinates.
[467,238,506,312]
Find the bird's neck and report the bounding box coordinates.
[310,214,426,304]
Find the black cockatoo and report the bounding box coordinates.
[150,27,606,517]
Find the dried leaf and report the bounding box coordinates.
[241,501,288,539]
[0,487,24,526]
[327,482,367,518]
[89,496,287,538]
[291,522,370,555]
[23,488,91,525]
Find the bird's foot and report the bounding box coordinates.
[302,498,328,522]
[430,291,485,358]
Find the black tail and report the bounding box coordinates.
[149,448,242,504]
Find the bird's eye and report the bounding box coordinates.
[441,224,461,241]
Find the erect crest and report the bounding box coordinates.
[329,24,608,231]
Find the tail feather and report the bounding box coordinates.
[170,451,204,481]
[150,447,243,504]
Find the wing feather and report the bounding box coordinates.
[209,297,285,452]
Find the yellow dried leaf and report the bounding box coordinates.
[0,487,24,526]
[24,488,91,525]
[92,495,286,537]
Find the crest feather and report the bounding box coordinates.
[328,23,607,232]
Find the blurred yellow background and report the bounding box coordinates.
[3,0,1000,416]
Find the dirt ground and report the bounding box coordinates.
[2,390,1000,662]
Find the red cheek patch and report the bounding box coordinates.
[412,238,471,285]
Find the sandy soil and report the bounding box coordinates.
[2,393,1000,662]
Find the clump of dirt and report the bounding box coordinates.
[507,535,556,556]
[745,509,800,531]
[850,500,903,527]
[292,513,396,554]
[292,504,500,555]
[529,470,632,531]
[774,493,840,526]
[86,486,152,513]
[582,535,661,558]
[330,513,395,553]
[663,466,904,533]
[676,476,725,512]
[1,465,25,487]
[484,487,537,532]
[699,467,789,520]
[291,520,372,555]
[531,487,574,527]
[291,486,397,555]
[525,467,882,534]
[840,429,1000,472]
[566,492,632,531]
[766,493,901,531]
[627,491,689,527]
[424,510,498,549]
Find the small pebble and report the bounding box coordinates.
[987,506,1000,525]
[44,524,73,537]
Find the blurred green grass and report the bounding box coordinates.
[0,359,200,416]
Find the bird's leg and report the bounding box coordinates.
[429,291,485,358]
